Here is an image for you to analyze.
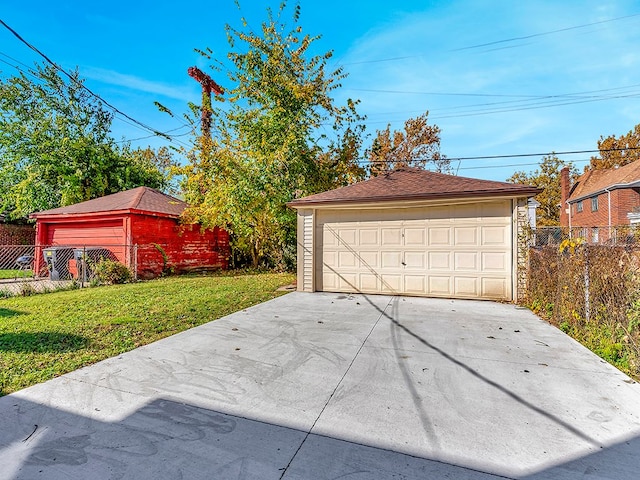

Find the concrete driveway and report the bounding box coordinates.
[1,292,640,479]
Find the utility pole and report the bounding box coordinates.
[187,66,224,138]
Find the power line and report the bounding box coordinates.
[450,12,640,52]
[339,13,640,66]
[355,146,640,165]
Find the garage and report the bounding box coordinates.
[288,167,540,301]
[30,186,229,279]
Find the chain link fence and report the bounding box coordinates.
[533,225,640,246]
[0,244,137,297]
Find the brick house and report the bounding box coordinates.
[560,160,640,241]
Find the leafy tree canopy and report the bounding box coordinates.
[589,123,640,170]
[507,154,578,227]
[366,111,449,176]
[179,2,365,268]
[0,64,175,220]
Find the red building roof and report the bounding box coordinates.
[288,167,540,207]
[30,187,186,218]
[568,160,640,203]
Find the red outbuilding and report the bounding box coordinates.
[30,187,229,279]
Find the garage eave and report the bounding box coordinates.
[287,189,541,209]
[30,209,181,221]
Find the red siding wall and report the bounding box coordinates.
[130,214,229,279]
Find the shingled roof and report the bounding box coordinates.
[30,187,186,218]
[568,160,640,203]
[287,167,540,207]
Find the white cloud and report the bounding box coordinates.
[81,67,195,102]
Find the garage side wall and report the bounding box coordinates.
[131,215,229,278]
[296,209,315,292]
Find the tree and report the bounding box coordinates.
[589,123,640,170]
[179,3,365,268]
[366,112,449,176]
[0,64,174,219]
[507,155,578,227]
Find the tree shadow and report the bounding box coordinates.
[0,332,88,353]
[0,308,26,318]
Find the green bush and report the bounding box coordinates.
[93,259,133,285]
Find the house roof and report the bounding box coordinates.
[30,187,186,218]
[287,167,541,207]
[568,160,640,203]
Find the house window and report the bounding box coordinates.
[591,196,599,212]
[576,201,583,213]
[592,227,599,243]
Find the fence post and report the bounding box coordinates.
[584,246,590,322]
[133,244,138,281]
[81,245,86,288]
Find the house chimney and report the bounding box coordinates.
[560,166,570,227]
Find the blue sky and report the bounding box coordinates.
[2,0,640,181]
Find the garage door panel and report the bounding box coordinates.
[360,274,379,291]
[322,272,338,290]
[404,228,426,246]
[428,227,451,245]
[318,201,512,300]
[429,251,451,270]
[338,251,357,268]
[48,221,124,246]
[338,273,358,290]
[482,226,509,246]
[323,228,339,246]
[454,227,478,245]
[482,278,508,298]
[380,275,401,293]
[404,275,426,294]
[359,251,379,268]
[381,251,402,268]
[359,229,379,245]
[482,252,508,271]
[455,277,478,296]
[323,251,337,268]
[338,229,357,246]
[429,276,452,295]
[454,252,477,271]
[404,251,426,269]
[382,228,402,245]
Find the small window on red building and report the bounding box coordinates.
[576,201,583,213]
[591,196,599,212]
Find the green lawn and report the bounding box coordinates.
[0,271,295,396]
[0,269,33,280]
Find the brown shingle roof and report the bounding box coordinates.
[30,187,186,218]
[568,160,640,202]
[287,167,541,207]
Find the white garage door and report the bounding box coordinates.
[317,201,513,300]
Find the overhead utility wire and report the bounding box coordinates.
[450,12,640,52]
[340,13,640,66]
[356,146,640,165]
[0,19,173,141]
[457,159,592,171]
[349,90,640,125]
